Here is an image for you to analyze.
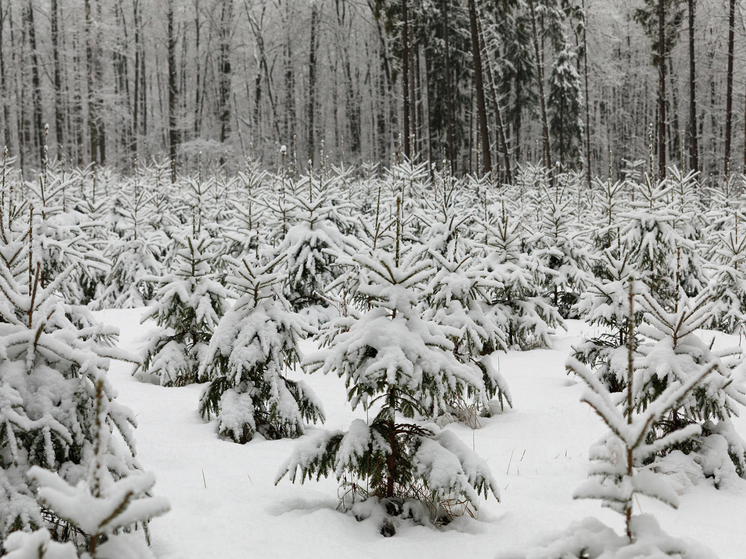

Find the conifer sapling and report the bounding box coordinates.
[199,253,324,443]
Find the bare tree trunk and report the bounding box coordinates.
[582,0,592,189]
[478,17,511,183]
[415,45,424,161]
[51,0,64,156]
[337,1,360,158]
[467,0,491,175]
[409,38,417,158]
[0,0,11,153]
[132,0,142,155]
[724,0,735,177]
[113,0,131,158]
[17,2,27,170]
[441,0,455,172]
[688,0,698,172]
[180,21,188,133]
[194,0,202,136]
[218,0,233,150]
[308,3,318,165]
[167,0,179,180]
[85,0,99,164]
[657,0,666,179]
[283,1,295,143]
[402,0,410,159]
[26,1,42,162]
[72,31,84,165]
[669,58,680,167]
[528,0,551,169]
[95,0,106,165]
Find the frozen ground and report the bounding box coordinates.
[95,309,746,559]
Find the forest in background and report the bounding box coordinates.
[0,0,745,180]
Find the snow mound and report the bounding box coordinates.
[504,515,719,559]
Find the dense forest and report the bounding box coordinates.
[1,0,745,179]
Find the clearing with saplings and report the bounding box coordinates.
[3,156,746,558]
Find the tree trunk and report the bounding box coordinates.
[724,0,735,177]
[414,44,423,160]
[0,0,11,153]
[218,0,233,149]
[441,0,456,172]
[132,0,142,155]
[402,0,410,159]
[51,0,64,157]
[345,57,361,158]
[668,58,680,168]
[582,0,592,189]
[386,387,397,498]
[467,0,491,175]
[167,0,179,180]
[308,4,318,165]
[72,31,84,166]
[194,0,201,136]
[95,0,106,165]
[377,55,387,163]
[657,0,666,180]
[26,1,42,163]
[114,0,131,158]
[478,18,511,183]
[688,0,698,173]
[284,1,295,144]
[528,0,551,169]
[84,0,99,164]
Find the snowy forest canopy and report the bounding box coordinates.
[0,0,744,178]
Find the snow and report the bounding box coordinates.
[93,310,746,558]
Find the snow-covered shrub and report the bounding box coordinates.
[575,271,746,478]
[706,226,746,334]
[513,515,718,559]
[480,212,562,349]
[4,528,78,559]
[620,174,706,307]
[551,280,729,557]
[100,235,166,308]
[530,184,591,318]
[632,289,746,475]
[572,250,645,392]
[11,377,170,558]
[276,236,498,535]
[135,236,228,386]
[98,178,167,309]
[198,253,324,443]
[424,240,511,421]
[275,173,354,323]
[0,213,146,547]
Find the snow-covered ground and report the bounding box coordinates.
[96,309,746,559]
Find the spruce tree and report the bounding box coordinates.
[706,214,746,334]
[99,176,166,308]
[620,174,706,307]
[561,280,719,556]
[0,200,145,548]
[634,288,746,475]
[276,203,498,535]
[480,208,562,349]
[573,249,644,392]
[574,273,746,478]
[421,212,512,420]
[14,377,170,558]
[531,184,591,318]
[135,236,228,386]
[198,253,325,443]
[276,172,351,319]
